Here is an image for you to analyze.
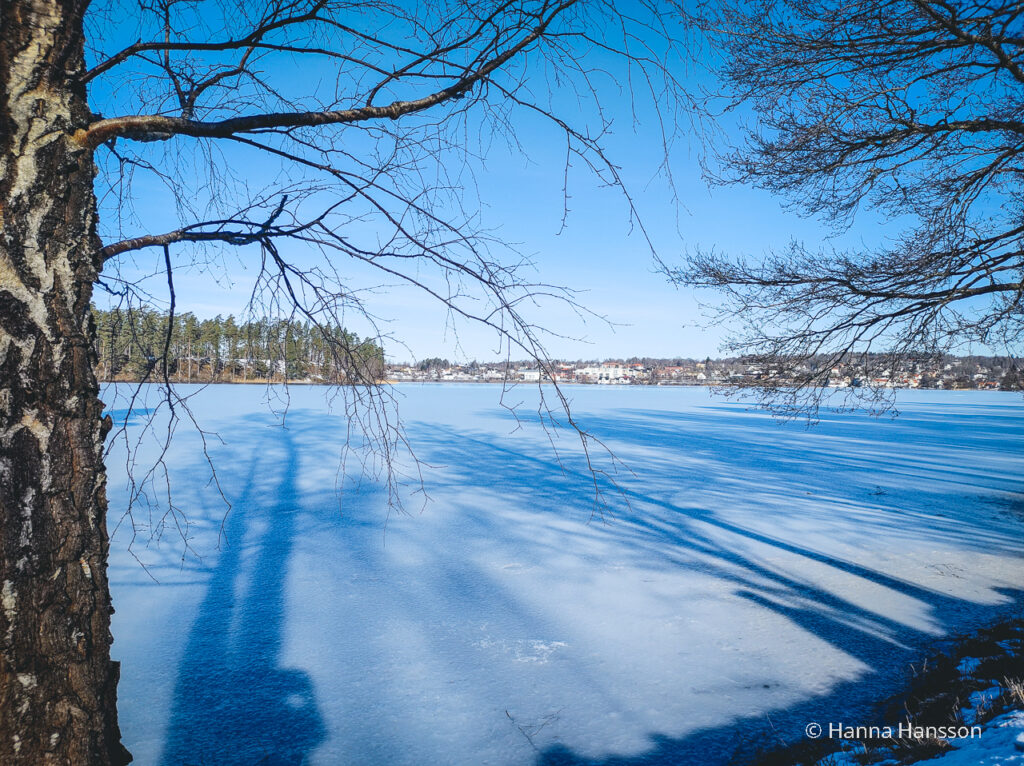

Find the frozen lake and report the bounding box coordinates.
[104,384,1024,765]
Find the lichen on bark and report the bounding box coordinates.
[0,1,130,763]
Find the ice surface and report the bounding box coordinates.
[103,384,1024,765]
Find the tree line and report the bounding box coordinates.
[92,306,385,384]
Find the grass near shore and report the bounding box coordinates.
[753,618,1024,765]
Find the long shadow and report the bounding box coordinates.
[127,388,1023,766]
[513,405,1024,547]
[402,408,1024,766]
[159,424,325,766]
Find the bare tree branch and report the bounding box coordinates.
[670,0,1023,417]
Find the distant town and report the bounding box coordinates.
[91,306,1021,391]
[385,355,1022,390]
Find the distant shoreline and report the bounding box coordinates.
[97,378,1017,393]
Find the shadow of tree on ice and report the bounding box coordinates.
[159,422,325,766]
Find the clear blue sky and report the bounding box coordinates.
[89,5,895,364]
[97,118,874,363]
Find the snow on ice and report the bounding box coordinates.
[102,384,1024,765]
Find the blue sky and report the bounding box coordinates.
[88,3,896,364]
[95,114,873,364]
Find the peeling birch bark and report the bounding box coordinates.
[0,0,130,763]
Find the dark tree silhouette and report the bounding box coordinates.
[667,0,1022,415]
[0,1,688,763]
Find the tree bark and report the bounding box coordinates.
[0,1,130,763]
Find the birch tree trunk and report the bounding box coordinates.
[0,0,130,763]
